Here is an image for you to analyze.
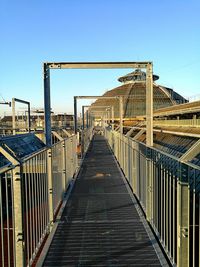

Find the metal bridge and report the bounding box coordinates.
[0,62,200,267]
[1,126,200,267]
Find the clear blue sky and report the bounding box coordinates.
[0,0,200,115]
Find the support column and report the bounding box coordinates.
[12,98,16,135]
[81,106,85,156]
[44,64,52,146]
[146,63,153,147]
[111,106,114,130]
[28,102,31,132]
[74,96,77,134]
[119,96,123,135]
[177,164,189,267]
[82,106,85,130]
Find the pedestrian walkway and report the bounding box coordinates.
[43,134,168,266]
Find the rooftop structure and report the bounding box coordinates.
[92,69,187,118]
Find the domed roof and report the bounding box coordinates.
[91,71,187,119]
[118,69,159,83]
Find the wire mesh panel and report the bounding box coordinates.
[52,141,64,216]
[65,135,78,185]
[71,135,78,174]
[0,168,15,267]
[22,149,49,266]
[82,127,93,155]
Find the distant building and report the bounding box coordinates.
[0,113,74,131]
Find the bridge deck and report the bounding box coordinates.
[43,135,167,267]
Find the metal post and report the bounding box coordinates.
[44,64,52,146]
[62,141,67,191]
[28,102,31,132]
[13,165,25,266]
[111,106,114,130]
[119,96,123,135]
[177,164,189,267]
[81,106,85,157]
[90,113,92,128]
[47,149,54,228]
[12,98,16,135]
[86,110,89,128]
[105,110,107,126]
[82,106,85,130]
[146,149,153,223]
[146,63,153,147]
[107,109,110,125]
[74,96,77,134]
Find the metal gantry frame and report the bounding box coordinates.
[12,98,31,135]
[74,96,123,134]
[43,62,153,146]
[82,105,114,130]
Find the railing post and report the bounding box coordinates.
[146,147,153,222]
[73,135,78,173]
[13,165,25,267]
[70,137,74,178]
[131,141,137,192]
[62,141,67,191]
[47,148,54,227]
[177,163,189,267]
[74,96,77,134]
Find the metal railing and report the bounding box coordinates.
[0,166,15,267]
[105,129,200,267]
[0,134,78,267]
[81,127,94,156]
[22,149,49,266]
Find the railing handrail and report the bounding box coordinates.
[110,129,200,171]
[0,163,14,174]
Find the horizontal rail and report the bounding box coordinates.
[46,61,151,69]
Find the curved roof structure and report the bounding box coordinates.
[91,69,187,118]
